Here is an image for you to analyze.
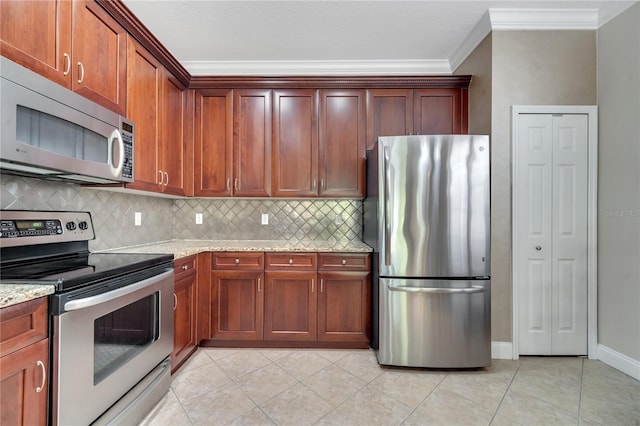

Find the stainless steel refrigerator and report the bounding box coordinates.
[364,135,491,368]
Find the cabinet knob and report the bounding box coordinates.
[289,259,293,265]
[341,259,347,265]
[182,265,188,271]
[535,246,542,251]
[234,258,240,264]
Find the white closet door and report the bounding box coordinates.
[516,113,588,355]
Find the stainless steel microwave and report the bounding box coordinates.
[0,57,134,184]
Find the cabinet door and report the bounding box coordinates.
[195,89,233,196]
[264,271,317,340]
[365,89,413,150]
[125,37,161,191]
[0,338,48,426]
[211,270,264,340]
[0,0,72,87]
[319,90,365,198]
[414,88,466,135]
[172,272,197,372]
[272,89,318,197]
[160,71,189,196]
[318,271,370,342]
[71,1,127,114]
[234,89,272,197]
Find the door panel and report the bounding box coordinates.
[516,113,588,355]
[211,271,263,340]
[264,272,316,340]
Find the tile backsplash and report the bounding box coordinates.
[1,175,363,250]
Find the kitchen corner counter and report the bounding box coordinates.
[0,283,54,309]
[102,239,373,259]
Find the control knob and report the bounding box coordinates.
[78,221,88,230]
[66,221,76,231]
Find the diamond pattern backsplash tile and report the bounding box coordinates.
[1,175,364,249]
[1,175,173,251]
[173,199,363,241]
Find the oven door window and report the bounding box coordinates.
[93,291,159,384]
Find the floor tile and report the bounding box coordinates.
[436,370,511,412]
[403,387,495,426]
[171,359,231,402]
[508,368,582,415]
[235,363,298,404]
[493,389,578,425]
[334,350,383,383]
[275,350,332,380]
[227,406,276,425]
[260,382,333,426]
[369,367,446,408]
[181,381,256,426]
[331,384,413,425]
[301,364,366,406]
[214,349,272,379]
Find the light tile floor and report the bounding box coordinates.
[141,348,639,426]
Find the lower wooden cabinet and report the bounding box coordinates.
[172,256,198,373]
[202,251,370,348]
[0,297,49,426]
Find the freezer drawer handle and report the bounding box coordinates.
[383,146,391,266]
[387,284,485,294]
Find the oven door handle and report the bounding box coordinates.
[64,269,173,311]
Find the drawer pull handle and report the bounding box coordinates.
[341,259,347,265]
[63,53,71,76]
[257,278,261,292]
[77,61,84,84]
[234,258,240,264]
[36,361,46,393]
[311,279,315,293]
[173,294,177,310]
[320,279,324,293]
[288,259,293,265]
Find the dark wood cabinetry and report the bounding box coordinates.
[319,90,366,198]
[172,256,198,373]
[264,253,318,340]
[201,251,370,348]
[126,37,191,195]
[366,87,468,150]
[0,0,127,114]
[272,90,319,197]
[0,298,49,426]
[208,253,265,340]
[234,89,273,197]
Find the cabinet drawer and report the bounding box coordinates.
[318,253,370,271]
[265,253,317,270]
[174,255,197,280]
[212,252,264,270]
[0,297,48,358]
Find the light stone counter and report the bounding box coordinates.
[101,239,373,259]
[0,283,54,309]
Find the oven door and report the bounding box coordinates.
[51,268,174,426]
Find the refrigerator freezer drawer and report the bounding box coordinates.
[377,278,491,368]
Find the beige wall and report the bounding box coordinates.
[455,34,492,136]
[597,3,640,361]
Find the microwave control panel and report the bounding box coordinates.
[120,119,134,180]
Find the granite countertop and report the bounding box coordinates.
[0,283,55,309]
[101,239,373,259]
[1,239,372,309]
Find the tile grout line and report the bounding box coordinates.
[398,370,449,425]
[487,361,522,425]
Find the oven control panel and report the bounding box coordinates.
[0,210,95,247]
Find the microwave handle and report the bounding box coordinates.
[108,129,125,178]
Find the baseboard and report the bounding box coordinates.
[492,341,513,359]
[598,344,640,381]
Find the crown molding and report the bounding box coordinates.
[183,59,452,77]
[598,1,638,27]
[489,8,599,30]
[449,11,492,72]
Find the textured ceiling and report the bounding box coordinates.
[121,0,634,75]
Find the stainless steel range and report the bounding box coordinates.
[0,210,174,425]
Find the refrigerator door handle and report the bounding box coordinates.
[387,284,485,294]
[383,146,391,266]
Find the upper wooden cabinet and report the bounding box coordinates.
[126,37,191,196]
[0,0,72,87]
[233,89,272,197]
[0,0,127,114]
[272,89,365,198]
[319,90,366,198]
[194,89,233,197]
[272,89,319,197]
[365,87,468,150]
[195,89,272,197]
